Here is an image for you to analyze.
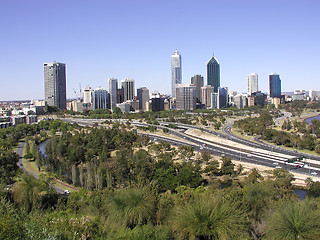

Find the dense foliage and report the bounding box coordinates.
[2,118,320,239]
[234,112,320,154]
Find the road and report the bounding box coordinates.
[14,140,76,194]
[62,117,320,178]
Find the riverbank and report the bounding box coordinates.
[17,140,79,193]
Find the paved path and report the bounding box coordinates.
[14,140,78,194]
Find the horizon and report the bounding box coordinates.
[1,0,320,101]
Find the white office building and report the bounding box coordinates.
[247,73,258,96]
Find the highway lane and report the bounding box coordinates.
[62,118,320,177]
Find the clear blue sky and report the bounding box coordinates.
[1,0,319,100]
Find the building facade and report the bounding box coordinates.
[44,62,66,110]
[269,73,281,98]
[206,55,220,93]
[137,87,150,111]
[247,73,258,96]
[176,84,196,110]
[121,78,135,102]
[191,75,204,102]
[108,78,118,109]
[171,50,182,98]
[201,85,214,107]
[93,87,109,110]
[83,86,94,104]
[217,87,228,109]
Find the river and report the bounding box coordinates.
[38,140,48,158]
[305,114,320,125]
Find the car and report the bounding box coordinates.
[295,165,302,168]
[273,162,279,165]
[64,190,70,195]
[311,172,318,175]
[275,166,282,169]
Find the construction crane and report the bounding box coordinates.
[73,88,80,100]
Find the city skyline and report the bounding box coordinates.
[1,0,320,101]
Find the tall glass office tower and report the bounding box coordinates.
[108,78,118,109]
[269,73,281,98]
[171,50,182,98]
[206,55,220,93]
[44,62,66,110]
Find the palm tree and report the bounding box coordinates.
[170,195,248,239]
[107,186,156,229]
[13,173,42,212]
[265,199,320,240]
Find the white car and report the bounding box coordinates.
[273,162,279,166]
[311,172,318,175]
[275,166,282,169]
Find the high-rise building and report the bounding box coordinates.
[121,78,135,101]
[93,87,109,110]
[83,86,94,104]
[108,78,118,109]
[201,85,214,107]
[137,87,150,111]
[171,50,182,98]
[150,93,165,112]
[44,62,66,110]
[176,84,196,110]
[247,73,258,96]
[207,55,220,93]
[191,75,204,102]
[217,87,228,109]
[269,73,281,98]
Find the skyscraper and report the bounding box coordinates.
[93,87,109,110]
[44,62,66,110]
[207,55,220,93]
[269,73,281,98]
[108,78,118,109]
[191,75,204,102]
[201,85,214,107]
[137,87,150,111]
[83,86,94,104]
[247,73,258,96]
[176,84,196,110]
[121,78,135,101]
[171,50,182,98]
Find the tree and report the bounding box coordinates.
[266,200,320,240]
[13,173,43,212]
[200,150,211,163]
[220,156,235,176]
[178,145,194,162]
[107,187,156,228]
[170,194,248,239]
[0,148,19,184]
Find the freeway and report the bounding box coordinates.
[62,118,320,177]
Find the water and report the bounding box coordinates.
[294,189,307,200]
[38,140,48,158]
[305,115,320,125]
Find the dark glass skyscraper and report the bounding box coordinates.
[269,73,281,98]
[206,55,220,93]
[44,62,66,110]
